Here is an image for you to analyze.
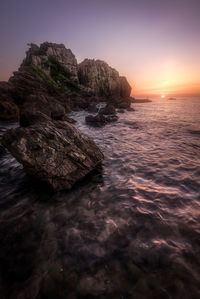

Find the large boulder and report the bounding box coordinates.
[85,113,118,126]
[2,119,104,191]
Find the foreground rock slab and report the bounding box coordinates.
[2,120,104,191]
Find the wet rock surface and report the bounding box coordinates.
[85,113,118,126]
[78,59,132,101]
[2,119,104,191]
[99,104,116,115]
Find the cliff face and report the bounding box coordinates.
[21,42,78,81]
[0,42,133,122]
[78,59,131,98]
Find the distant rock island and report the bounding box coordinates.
[0,42,133,190]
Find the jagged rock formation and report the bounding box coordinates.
[78,59,132,99]
[0,42,133,122]
[2,115,104,191]
[21,42,78,81]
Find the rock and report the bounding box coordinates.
[20,111,50,127]
[115,97,132,109]
[87,103,98,113]
[0,100,19,122]
[0,140,6,156]
[0,94,19,122]
[78,59,132,100]
[21,42,78,82]
[126,107,135,111]
[85,113,118,126]
[63,116,76,124]
[86,113,107,126]
[51,108,65,120]
[0,82,19,121]
[119,76,132,98]
[117,109,125,113]
[2,120,104,191]
[106,115,118,122]
[99,104,116,115]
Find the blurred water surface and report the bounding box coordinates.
[0,97,200,298]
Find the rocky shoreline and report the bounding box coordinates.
[0,42,134,190]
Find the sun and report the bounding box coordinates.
[161,94,165,98]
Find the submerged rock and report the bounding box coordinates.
[85,113,118,126]
[99,104,116,115]
[126,107,135,112]
[117,109,125,113]
[87,103,99,113]
[2,120,104,191]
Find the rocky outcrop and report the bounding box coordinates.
[21,42,78,81]
[119,76,132,98]
[0,42,133,122]
[78,59,132,100]
[2,117,104,191]
[85,113,118,126]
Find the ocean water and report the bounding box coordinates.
[0,98,200,299]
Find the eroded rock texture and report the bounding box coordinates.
[2,118,104,191]
[78,59,132,99]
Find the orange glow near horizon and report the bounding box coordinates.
[129,59,200,97]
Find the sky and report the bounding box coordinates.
[0,0,200,96]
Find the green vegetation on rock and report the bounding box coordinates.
[28,65,59,94]
[44,56,80,92]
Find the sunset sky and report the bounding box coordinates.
[0,0,200,96]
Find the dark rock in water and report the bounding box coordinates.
[106,114,118,123]
[2,120,104,191]
[86,113,107,126]
[63,116,77,124]
[20,111,50,127]
[99,104,116,115]
[87,103,99,113]
[114,97,132,109]
[126,107,135,112]
[117,109,125,113]
[86,112,118,126]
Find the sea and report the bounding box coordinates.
[0,97,200,298]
